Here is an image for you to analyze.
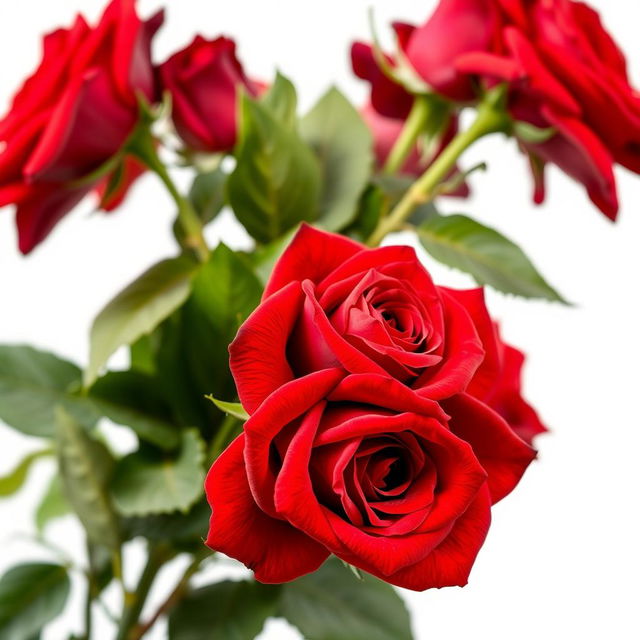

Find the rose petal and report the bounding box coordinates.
[205,435,329,583]
[264,224,363,299]
[243,369,345,515]
[230,281,305,413]
[443,393,536,503]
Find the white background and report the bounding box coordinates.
[1,1,639,638]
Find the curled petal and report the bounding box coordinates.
[264,224,362,299]
[230,281,305,413]
[205,435,329,583]
[443,393,536,503]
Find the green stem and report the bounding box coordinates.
[383,96,433,175]
[83,541,97,640]
[367,88,510,247]
[129,129,210,263]
[129,550,209,640]
[115,544,171,640]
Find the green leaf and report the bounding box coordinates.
[0,345,96,437]
[205,396,249,421]
[35,475,70,533]
[279,557,412,640]
[0,449,52,497]
[248,228,297,285]
[55,408,119,549]
[347,185,387,241]
[188,168,227,226]
[122,498,210,551]
[154,244,262,432]
[228,95,320,243]
[0,563,70,640]
[111,429,205,517]
[85,256,197,387]
[261,71,298,129]
[89,370,179,450]
[417,213,567,302]
[301,88,373,231]
[168,580,280,640]
[129,333,159,375]
[155,244,262,439]
[191,243,263,337]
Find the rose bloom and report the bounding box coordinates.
[205,225,543,588]
[205,371,534,590]
[229,224,544,436]
[353,0,640,219]
[159,36,260,153]
[0,0,162,253]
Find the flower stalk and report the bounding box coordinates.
[367,87,510,246]
[128,125,210,263]
[382,96,435,174]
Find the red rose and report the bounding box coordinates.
[355,0,640,218]
[230,224,505,413]
[0,0,163,253]
[397,1,502,102]
[361,103,470,196]
[159,36,260,153]
[205,371,534,589]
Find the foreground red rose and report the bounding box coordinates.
[353,0,640,218]
[0,0,162,253]
[205,371,534,589]
[159,36,260,153]
[230,225,544,443]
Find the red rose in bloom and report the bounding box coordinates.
[0,0,163,253]
[354,0,640,218]
[362,103,470,196]
[231,224,505,412]
[159,36,260,153]
[205,371,534,589]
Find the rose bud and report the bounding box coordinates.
[159,36,260,153]
[0,0,163,253]
[205,371,535,589]
[229,225,546,444]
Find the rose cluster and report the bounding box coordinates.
[205,225,546,591]
[353,0,640,218]
[0,0,256,253]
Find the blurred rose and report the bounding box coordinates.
[159,36,260,153]
[353,0,640,219]
[0,0,162,253]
